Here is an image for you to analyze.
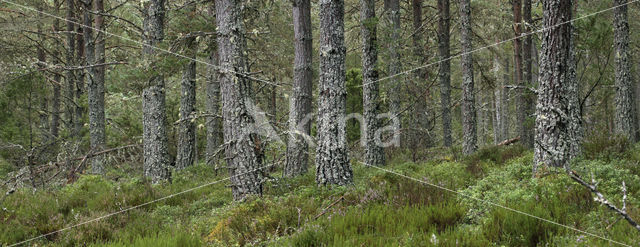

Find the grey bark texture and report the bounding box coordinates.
[316,0,353,186]
[384,0,401,125]
[206,39,222,167]
[459,0,477,155]
[360,0,385,167]
[513,0,532,148]
[51,10,61,139]
[65,0,76,136]
[75,27,85,139]
[533,0,575,171]
[613,0,638,142]
[215,0,264,200]
[86,0,106,174]
[437,0,452,147]
[411,0,433,149]
[567,21,582,159]
[522,0,534,148]
[176,35,198,170]
[285,0,313,177]
[142,0,170,183]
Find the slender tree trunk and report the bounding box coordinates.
[65,0,76,136]
[502,57,510,139]
[216,0,264,199]
[522,0,534,148]
[493,56,502,144]
[285,0,313,177]
[613,0,637,142]
[385,0,401,126]
[142,0,170,183]
[360,0,385,167]
[51,2,61,139]
[513,0,530,147]
[206,38,222,167]
[37,3,49,144]
[85,0,106,174]
[534,0,574,171]
[176,35,198,170]
[437,0,452,147]
[316,0,352,186]
[411,0,432,149]
[76,20,85,137]
[459,0,477,155]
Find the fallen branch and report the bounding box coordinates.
[498,137,520,146]
[314,195,344,220]
[569,171,640,232]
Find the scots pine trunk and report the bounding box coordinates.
[360,0,385,167]
[522,0,534,148]
[316,0,352,186]
[613,0,637,142]
[385,0,401,124]
[65,0,76,136]
[142,0,170,183]
[513,0,530,147]
[51,5,61,139]
[206,39,222,167]
[176,35,198,170]
[411,0,432,149]
[437,0,452,147]
[534,0,574,171]
[86,0,106,174]
[459,0,477,155]
[215,0,264,199]
[285,0,313,177]
[75,24,85,138]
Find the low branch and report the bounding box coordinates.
[569,171,640,232]
[314,195,345,220]
[498,137,520,146]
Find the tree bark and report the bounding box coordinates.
[360,0,385,167]
[513,0,532,148]
[522,0,534,148]
[142,0,170,183]
[176,34,198,170]
[216,0,264,199]
[285,0,313,177]
[459,0,477,155]
[411,0,432,149]
[613,0,637,142]
[534,0,575,171]
[85,0,106,174]
[437,0,452,147]
[206,38,222,167]
[385,0,401,127]
[75,19,85,138]
[316,0,352,186]
[65,0,76,137]
[51,1,61,139]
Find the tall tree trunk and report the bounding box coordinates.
[37,3,49,144]
[513,0,530,147]
[285,0,313,177]
[316,0,352,186]
[76,21,85,137]
[206,39,222,167]
[142,0,170,183]
[65,0,76,136]
[613,0,637,142]
[360,0,385,167]
[411,0,432,149]
[459,0,477,155]
[493,56,502,144]
[176,35,198,170]
[522,0,534,148]
[215,0,264,199]
[85,0,106,174]
[385,0,401,128]
[437,0,452,147]
[51,1,61,139]
[92,0,106,172]
[502,57,510,139]
[534,0,574,171]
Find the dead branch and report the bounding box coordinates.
[498,137,520,146]
[569,171,640,232]
[314,195,345,220]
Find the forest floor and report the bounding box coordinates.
[2,136,640,246]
